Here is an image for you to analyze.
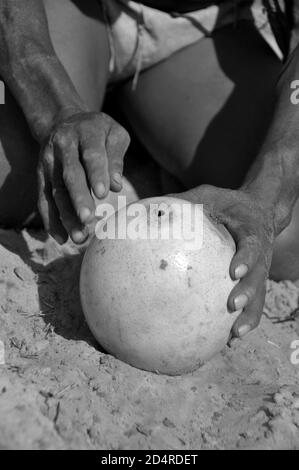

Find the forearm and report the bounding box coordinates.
[242,45,299,234]
[0,0,87,141]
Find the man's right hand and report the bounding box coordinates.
[37,110,130,244]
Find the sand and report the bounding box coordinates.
[0,224,298,450]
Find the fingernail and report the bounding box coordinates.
[72,229,88,244]
[113,173,122,186]
[235,264,248,279]
[234,294,248,311]
[95,183,106,198]
[238,324,251,337]
[79,207,91,222]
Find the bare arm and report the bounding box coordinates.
[181,45,299,339]
[0,0,86,141]
[0,0,130,244]
[242,45,299,233]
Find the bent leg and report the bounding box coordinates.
[117,21,282,189]
[117,22,299,280]
[0,0,110,228]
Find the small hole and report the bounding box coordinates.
[158,210,165,217]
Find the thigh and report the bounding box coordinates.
[117,21,282,189]
[117,21,299,281]
[0,0,110,228]
[44,0,110,110]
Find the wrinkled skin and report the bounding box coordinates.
[38,111,130,244]
[179,185,277,339]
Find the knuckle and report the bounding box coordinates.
[53,130,70,148]
[41,148,53,168]
[245,287,255,303]
[110,124,130,148]
[100,112,111,126]
[79,120,92,135]
[63,167,76,188]
[88,158,107,177]
[80,113,100,131]
[119,127,130,146]
[83,150,101,163]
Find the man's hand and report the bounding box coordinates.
[38,111,130,244]
[180,185,277,338]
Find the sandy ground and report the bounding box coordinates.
[0,154,299,450]
[0,1,295,451]
[0,227,299,450]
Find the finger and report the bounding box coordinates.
[38,153,68,245]
[106,123,130,192]
[230,266,266,338]
[52,161,89,244]
[231,282,266,338]
[227,260,267,312]
[53,184,89,244]
[230,234,261,280]
[80,132,110,199]
[54,138,95,224]
[62,156,95,224]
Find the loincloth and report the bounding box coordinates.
[101,0,282,86]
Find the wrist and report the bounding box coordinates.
[34,105,86,143]
[241,181,295,236]
[241,143,299,235]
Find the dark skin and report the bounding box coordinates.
[38,111,130,244]
[0,0,299,339]
[0,0,130,243]
[180,47,299,336]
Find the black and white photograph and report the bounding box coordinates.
[0,0,299,452]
